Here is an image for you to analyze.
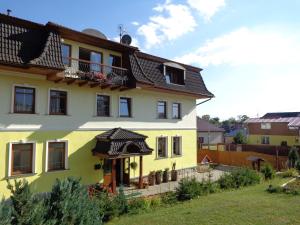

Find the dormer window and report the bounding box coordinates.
[164,62,186,85]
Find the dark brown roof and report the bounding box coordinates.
[134,52,214,97]
[197,118,225,132]
[0,13,64,70]
[262,112,300,119]
[93,128,153,158]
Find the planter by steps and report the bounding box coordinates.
[155,170,162,184]
[163,169,169,183]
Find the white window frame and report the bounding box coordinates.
[45,140,69,172]
[11,84,38,114]
[261,123,271,129]
[156,136,168,159]
[171,136,182,157]
[47,88,69,115]
[118,96,133,118]
[8,141,36,177]
[95,93,111,117]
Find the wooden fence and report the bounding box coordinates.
[197,149,288,171]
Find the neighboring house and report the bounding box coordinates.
[245,112,300,146]
[224,128,247,144]
[0,14,213,197]
[197,118,225,148]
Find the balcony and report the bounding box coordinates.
[48,57,129,90]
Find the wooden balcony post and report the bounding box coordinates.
[112,159,117,193]
[138,156,143,189]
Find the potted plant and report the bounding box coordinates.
[163,168,169,183]
[155,170,162,184]
[148,171,156,186]
[171,163,178,181]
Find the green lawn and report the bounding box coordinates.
[108,178,300,225]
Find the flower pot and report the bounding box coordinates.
[148,172,155,186]
[163,170,169,183]
[155,171,162,184]
[171,170,178,181]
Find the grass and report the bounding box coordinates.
[108,178,300,225]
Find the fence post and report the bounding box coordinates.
[276,147,279,171]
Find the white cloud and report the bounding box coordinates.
[137,0,197,49]
[176,26,300,67]
[132,21,139,26]
[187,0,225,21]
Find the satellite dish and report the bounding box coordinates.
[82,28,107,40]
[121,34,132,45]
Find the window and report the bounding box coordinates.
[61,44,71,66]
[165,66,185,85]
[97,95,110,117]
[261,136,270,144]
[108,54,122,74]
[49,90,67,115]
[14,86,35,114]
[172,136,182,156]
[10,143,33,175]
[47,142,67,171]
[157,137,168,158]
[157,101,167,119]
[261,123,271,129]
[79,48,102,72]
[172,103,181,119]
[119,97,132,117]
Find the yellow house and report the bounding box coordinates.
[0,14,213,197]
[245,113,300,146]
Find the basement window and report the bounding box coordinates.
[164,62,186,85]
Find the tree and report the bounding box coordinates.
[6,179,45,225]
[0,198,11,225]
[210,117,220,126]
[237,115,249,123]
[201,114,210,121]
[233,131,246,144]
[288,146,300,168]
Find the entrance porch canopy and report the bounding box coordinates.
[92,128,153,158]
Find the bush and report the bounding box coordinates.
[278,168,298,178]
[128,198,149,214]
[218,168,260,189]
[233,131,246,144]
[261,164,275,180]
[161,192,177,205]
[288,146,300,168]
[7,179,45,225]
[266,185,283,193]
[149,197,161,208]
[112,187,128,216]
[0,198,11,225]
[295,160,300,172]
[44,177,100,225]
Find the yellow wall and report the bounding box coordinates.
[247,134,299,146]
[0,129,197,198]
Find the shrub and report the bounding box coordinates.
[261,164,275,180]
[266,185,283,193]
[0,198,11,225]
[44,177,100,225]
[161,192,177,205]
[295,160,300,172]
[7,179,45,225]
[149,197,161,208]
[218,168,260,189]
[112,187,129,216]
[288,146,300,168]
[128,198,149,214]
[95,189,116,222]
[278,168,298,178]
[233,131,246,144]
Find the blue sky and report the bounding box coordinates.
[2,0,300,119]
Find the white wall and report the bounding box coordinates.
[0,70,197,131]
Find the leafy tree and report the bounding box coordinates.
[0,198,11,225]
[288,146,300,168]
[210,117,220,126]
[7,179,45,225]
[44,177,101,225]
[201,114,210,121]
[233,131,246,144]
[237,115,249,123]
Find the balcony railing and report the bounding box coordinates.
[63,57,128,86]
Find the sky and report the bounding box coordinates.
[2,0,300,120]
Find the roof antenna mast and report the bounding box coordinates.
[118,24,124,43]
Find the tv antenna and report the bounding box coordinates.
[118,24,125,43]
